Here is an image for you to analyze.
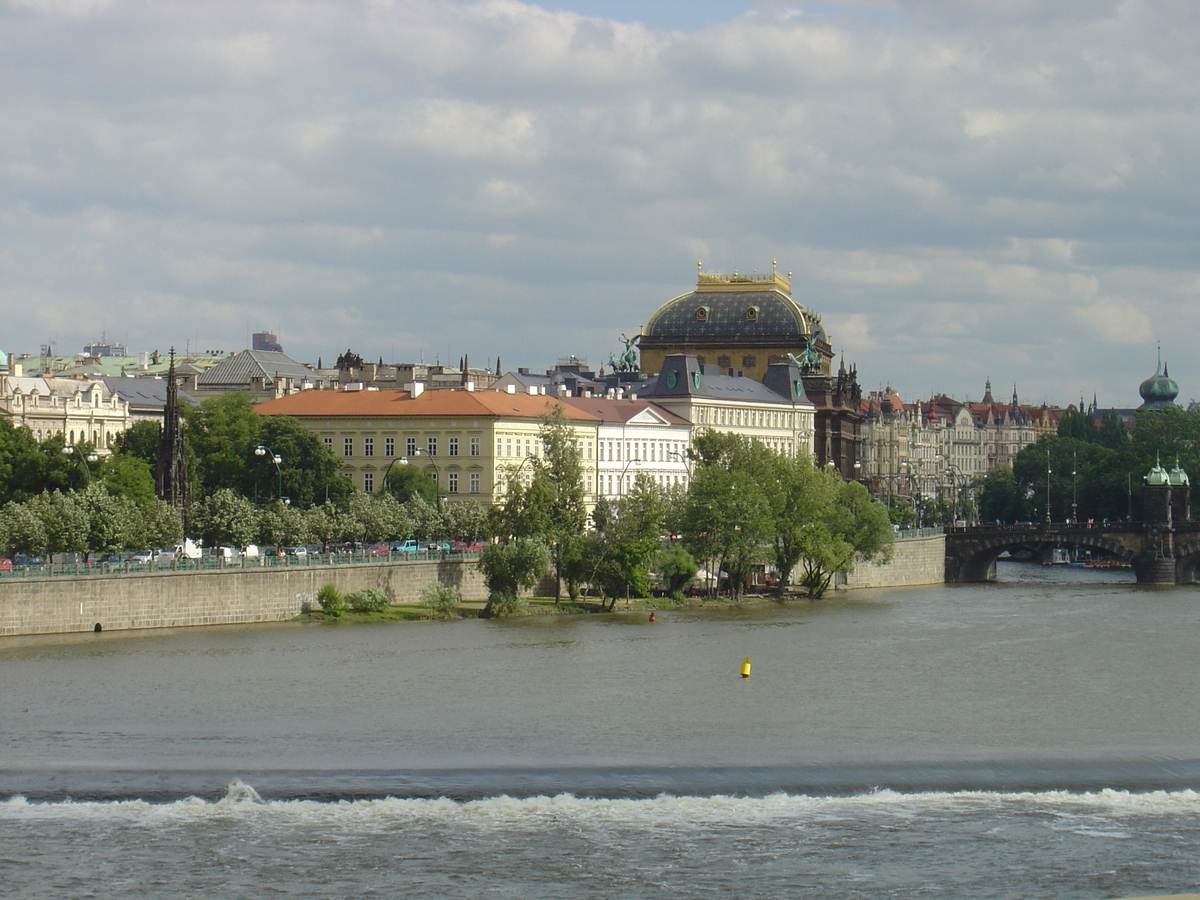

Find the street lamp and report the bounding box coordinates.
[62,444,98,487]
[1071,449,1078,524]
[255,444,283,504]
[382,456,409,497]
[1045,452,1052,524]
[412,448,441,507]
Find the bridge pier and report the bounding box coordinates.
[1132,556,1179,585]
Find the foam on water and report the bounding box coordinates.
[4,780,1200,827]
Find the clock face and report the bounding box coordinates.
[666,371,677,388]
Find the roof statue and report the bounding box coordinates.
[608,334,640,373]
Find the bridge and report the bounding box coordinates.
[944,522,1200,585]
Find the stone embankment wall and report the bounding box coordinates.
[838,532,946,590]
[0,560,487,637]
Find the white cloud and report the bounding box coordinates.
[2,0,1199,407]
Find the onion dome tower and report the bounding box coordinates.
[1138,349,1179,410]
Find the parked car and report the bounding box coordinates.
[450,541,485,554]
[368,542,392,554]
[126,550,156,564]
[396,539,421,554]
[0,558,12,571]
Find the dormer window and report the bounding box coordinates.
[745,306,759,322]
[695,305,709,322]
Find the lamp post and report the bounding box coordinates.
[62,444,98,488]
[1045,451,1052,524]
[255,445,283,504]
[412,448,441,508]
[1071,449,1078,524]
[382,456,409,497]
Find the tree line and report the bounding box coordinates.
[480,411,894,616]
[975,405,1200,524]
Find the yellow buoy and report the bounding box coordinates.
[740,656,752,678]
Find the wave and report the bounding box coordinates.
[4,779,1200,827]
[4,758,1200,804]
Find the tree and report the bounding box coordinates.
[188,488,258,550]
[585,474,667,607]
[0,420,43,503]
[110,419,162,469]
[32,491,89,561]
[977,464,1024,524]
[183,392,261,498]
[98,454,157,505]
[655,542,697,599]
[768,450,830,597]
[385,464,438,504]
[0,501,48,557]
[796,476,893,599]
[680,432,775,601]
[494,406,587,601]
[478,538,551,618]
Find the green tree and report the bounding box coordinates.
[110,419,162,469]
[0,500,48,557]
[99,454,157,504]
[586,474,667,607]
[680,432,775,601]
[494,407,587,601]
[32,491,89,561]
[976,464,1025,523]
[478,538,551,617]
[384,464,438,504]
[188,488,258,550]
[796,477,894,599]
[0,420,43,503]
[183,392,261,498]
[654,542,697,599]
[768,450,830,598]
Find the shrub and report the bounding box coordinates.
[346,587,390,613]
[420,579,461,619]
[316,582,347,618]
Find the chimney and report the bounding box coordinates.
[465,381,475,392]
[528,385,538,395]
[404,382,424,397]
[629,392,637,401]
[506,384,516,394]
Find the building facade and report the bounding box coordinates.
[256,386,600,506]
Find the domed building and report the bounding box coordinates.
[1138,355,1179,410]
[637,263,862,475]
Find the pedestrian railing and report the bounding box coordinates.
[0,548,481,580]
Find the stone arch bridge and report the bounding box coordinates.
[945,523,1200,585]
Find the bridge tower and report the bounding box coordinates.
[1136,458,1190,583]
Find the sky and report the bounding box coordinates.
[3,0,1199,409]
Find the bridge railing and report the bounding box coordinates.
[947,521,1147,535]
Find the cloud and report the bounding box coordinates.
[1,0,1198,408]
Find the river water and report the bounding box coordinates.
[2,563,1199,898]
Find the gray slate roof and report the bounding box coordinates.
[99,376,198,413]
[197,350,325,387]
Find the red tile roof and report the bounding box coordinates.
[256,388,600,421]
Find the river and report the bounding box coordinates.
[1,562,1198,898]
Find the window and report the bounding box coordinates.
[363,472,374,493]
[506,437,512,457]
[406,437,416,457]
[324,436,333,452]
[344,438,353,458]
[385,437,395,458]
[363,437,374,458]
[470,436,480,457]
[427,437,437,457]
[718,356,731,368]
[448,472,458,493]
[743,355,756,368]
[449,437,459,457]
[470,473,480,493]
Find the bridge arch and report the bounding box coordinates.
[946,525,1145,583]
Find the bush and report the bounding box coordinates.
[346,587,390,612]
[483,589,526,619]
[316,582,347,618]
[420,579,461,619]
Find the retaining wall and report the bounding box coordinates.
[0,560,487,637]
[838,532,946,590]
